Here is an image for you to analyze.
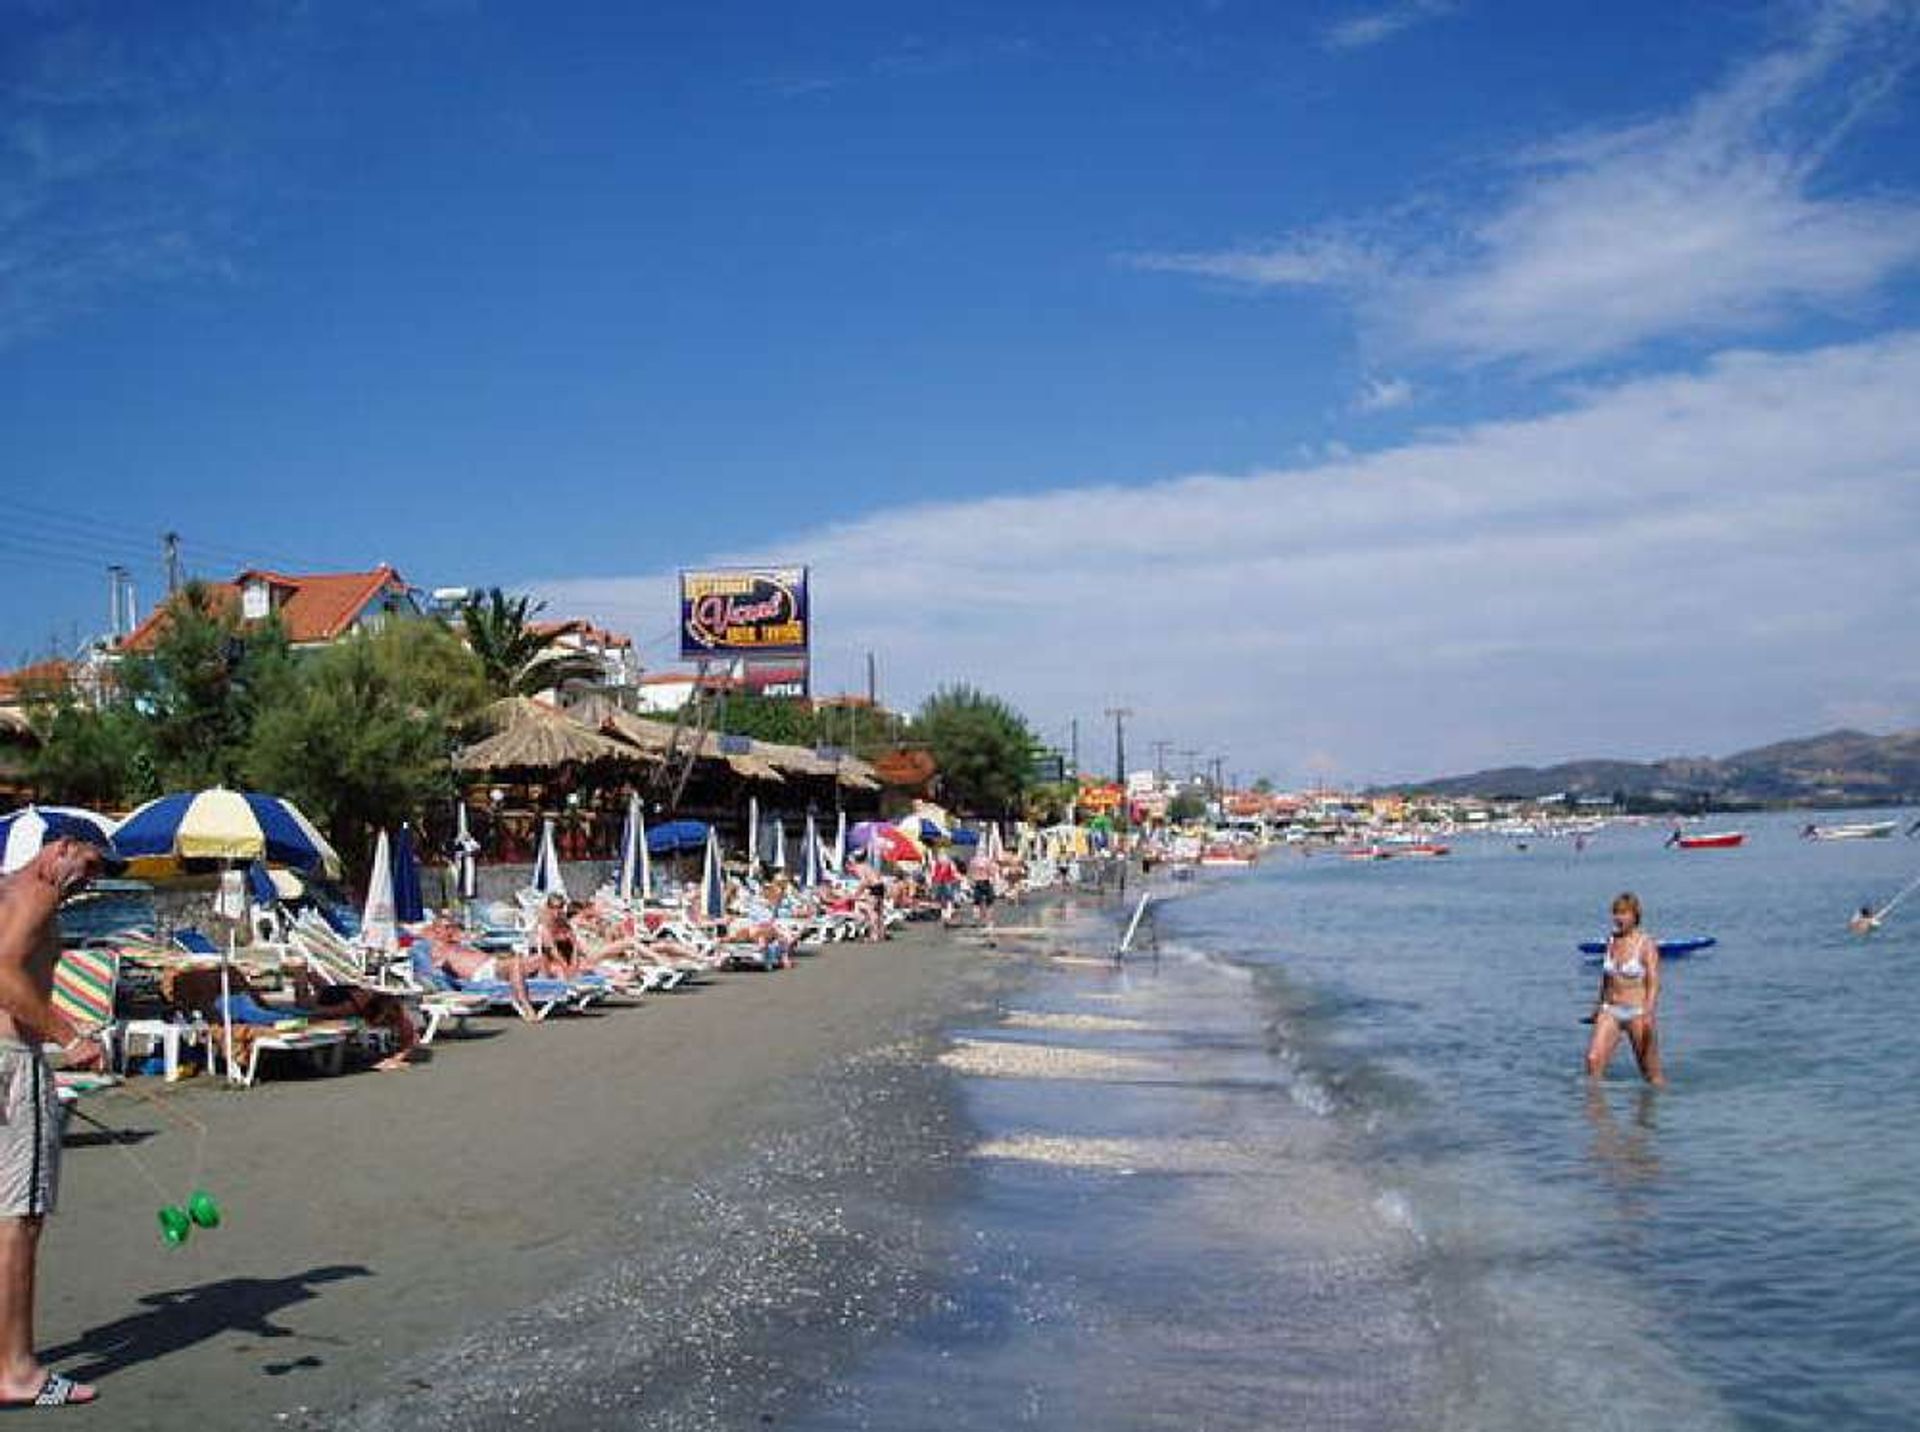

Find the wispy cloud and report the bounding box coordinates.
[1353,374,1415,411]
[1323,1,1458,52]
[1143,1,1920,371]
[532,330,1920,783]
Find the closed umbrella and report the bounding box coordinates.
[362,829,398,953]
[747,796,761,874]
[802,812,823,890]
[452,802,480,905]
[114,789,342,879]
[616,793,653,904]
[531,818,568,899]
[832,810,847,875]
[700,827,727,922]
[770,816,787,874]
[392,825,425,924]
[0,804,121,874]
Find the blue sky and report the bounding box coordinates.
[4,0,1918,782]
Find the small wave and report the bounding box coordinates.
[971,1134,1272,1174]
[939,1037,1157,1081]
[1002,1010,1153,1033]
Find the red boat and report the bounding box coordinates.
[1671,830,1745,850]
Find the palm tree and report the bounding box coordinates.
[457,588,606,698]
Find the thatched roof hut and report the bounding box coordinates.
[454,697,653,773]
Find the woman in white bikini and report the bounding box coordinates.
[1584,891,1666,1086]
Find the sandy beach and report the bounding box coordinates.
[41,917,1052,1430]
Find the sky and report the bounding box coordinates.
[3,0,1917,785]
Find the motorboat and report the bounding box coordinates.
[1669,830,1745,850]
[1801,820,1897,841]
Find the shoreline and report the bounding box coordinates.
[43,905,1099,1430]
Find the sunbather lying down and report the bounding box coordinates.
[282,963,420,1071]
[420,913,542,1021]
[166,965,420,1072]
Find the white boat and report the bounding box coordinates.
[1802,820,1897,841]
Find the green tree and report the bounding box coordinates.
[914,685,1036,816]
[458,588,604,697]
[1168,791,1208,823]
[245,629,470,887]
[23,684,156,809]
[117,583,293,790]
[366,617,492,734]
[713,692,819,747]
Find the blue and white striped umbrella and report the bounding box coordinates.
[0,805,119,875]
[616,793,652,904]
[452,802,480,903]
[114,789,341,878]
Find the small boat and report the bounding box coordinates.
[1397,843,1450,858]
[1198,846,1257,868]
[1579,936,1717,961]
[1669,831,1745,850]
[1802,820,1897,841]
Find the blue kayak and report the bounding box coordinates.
[1579,936,1717,961]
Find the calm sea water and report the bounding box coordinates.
[795,809,1920,1431]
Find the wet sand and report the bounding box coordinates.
[41,914,1070,1429]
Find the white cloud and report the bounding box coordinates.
[1323,1,1457,52]
[1146,1,1920,371]
[532,331,1920,785]
[1354,374,1414,411]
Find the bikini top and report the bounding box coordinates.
[1602,939,1648,980]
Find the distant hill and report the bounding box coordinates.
[1398,729,1920,809]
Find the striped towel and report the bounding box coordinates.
[52,950,118,1029]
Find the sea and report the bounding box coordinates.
[790,808,1920,1432]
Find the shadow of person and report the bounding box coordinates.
[41,1264,372,1382]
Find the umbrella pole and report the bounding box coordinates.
[221,928,238,1085]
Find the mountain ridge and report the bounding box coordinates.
[1393,728,1920,807]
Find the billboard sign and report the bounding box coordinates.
[679,566,810,661]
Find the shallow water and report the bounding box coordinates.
[801,810,1920,1431]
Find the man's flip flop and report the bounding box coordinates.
[5,1373,94,1408]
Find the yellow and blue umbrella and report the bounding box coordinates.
[114,789,341,879]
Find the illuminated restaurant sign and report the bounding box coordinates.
[679,566,810,660]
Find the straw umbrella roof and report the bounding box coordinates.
[454,697,651,773]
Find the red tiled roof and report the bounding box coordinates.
[0,659,71,701]
[120,566,411,651]
[871,748,938,789]
[529,618,633,650]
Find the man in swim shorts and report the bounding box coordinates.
[0,833,119,1408]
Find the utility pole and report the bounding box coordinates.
[1069,718,1079,777]
[162,532,182,593]
[1150,739,1172,780]
[1180,748,1200,783]
[865,651,877,707]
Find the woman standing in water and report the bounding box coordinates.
[1585,891,1666,1086]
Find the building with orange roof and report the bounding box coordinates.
[118,566,423,653]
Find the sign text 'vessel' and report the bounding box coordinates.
[679,566,810,660]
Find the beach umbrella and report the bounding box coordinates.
[897,807,952,844]
[852,821,921,864]
[647,819,709,855]
[362,829,398,953]
[0,804,119,874]
[114,789,342,879]
[984,822,1006,862]
[950,828,980,847]
[770,816,788,873]
[616,793,653,904]
[801,812,823,890]
[244,859,278,907]
[392,824,425,924]
[452,802,480,904]
[700,827,727,922]
[746,796,762,874]
[831,810,847,874]
[531,818,568,899]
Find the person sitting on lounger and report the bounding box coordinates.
[850,857,888,942]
